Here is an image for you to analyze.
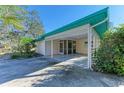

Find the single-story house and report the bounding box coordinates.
[35,7,109,69]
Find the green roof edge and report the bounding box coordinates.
[36,7,109,41]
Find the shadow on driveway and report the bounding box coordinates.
[0,57,58,85]
[0,56,124,87]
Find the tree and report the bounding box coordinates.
[0,6,28,54]
[93,24,124,76]
[0,6,44,58]
[13,10,44,58]
[24,10,44,39]
[0,6,27,31]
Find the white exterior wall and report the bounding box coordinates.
[45,40,59,55]
[36,40,45,55]
[45,41,51,55]
[76,38,88,55]
[92,29,100,49]
[36,40,59,56]
[53,40,59,55]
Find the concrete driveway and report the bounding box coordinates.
[0,55,124,87]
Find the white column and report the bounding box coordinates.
[88,25,92,69]
[51,40,53,58]
[66,40,68,55]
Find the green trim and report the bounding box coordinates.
[36,7,109,41]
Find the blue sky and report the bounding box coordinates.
[28,5,124,33]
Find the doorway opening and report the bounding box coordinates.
[59,40,76,55]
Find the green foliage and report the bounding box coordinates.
[93,24,124,76]
[0,6,44,59]
[11,37,36,59]
[0,5,27,31]
[12,43,36,59]
[20,37,33,45]
[0,6,28,54]
[11,52,21,59]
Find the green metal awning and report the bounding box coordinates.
[36,7,109,41]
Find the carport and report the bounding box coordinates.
[36,8,109,69]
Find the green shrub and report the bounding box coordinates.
[20,37,33,45]
[11,37,36,59]
[93,24,124,76]
[11,53,20,59]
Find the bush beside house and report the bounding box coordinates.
[11,37,36,59]
[93,24,124,76]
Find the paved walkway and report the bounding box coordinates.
[0,55,124,87]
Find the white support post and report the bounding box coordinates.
[88,25,92,69]
[66,40,68,55]
[51,40,53,58]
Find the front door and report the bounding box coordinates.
[59,40,64,54]
[64,40,67,54]
[68,40,72,54]
[59,40,76,54]
[73,41,76,54]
